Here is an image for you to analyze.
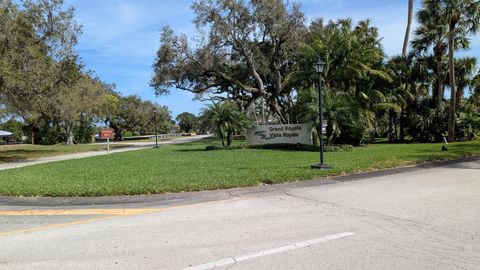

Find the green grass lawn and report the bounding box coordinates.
[0,144,130,163]
[0,138,479,197]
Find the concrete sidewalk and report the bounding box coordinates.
[0,135,211,171]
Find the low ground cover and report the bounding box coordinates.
[205,143,354,152]
[0,144,130,163]
[0,138,479,197]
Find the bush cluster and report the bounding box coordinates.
[205,143,354,152]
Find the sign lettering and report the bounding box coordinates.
[100,129,114,139]
[247,124,313,145]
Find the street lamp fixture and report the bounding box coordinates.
[312,58,331,170]
[153,107,159,149]
[315,59,325,74]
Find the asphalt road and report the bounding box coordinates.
[0,158,479,269]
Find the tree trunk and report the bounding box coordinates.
[218,125,226,147]
[245,55,266,125]
[66,122,74,145]
[227,130,233,146]
[402,0,414,56]
[435,52,444,109]
[112,126,123,141]
[447,23,457,142]
[399,112,406,141]
[456,85,465,105]
[312,128,320,147]
[326,119,334,145]
[388,111,396,143]
[251,98,259,125]
[270,99,287,124]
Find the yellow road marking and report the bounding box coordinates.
[0,216,117,237]
[0,197,246,237]
[0,208,163,216]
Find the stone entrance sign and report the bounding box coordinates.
[247,124,312,145]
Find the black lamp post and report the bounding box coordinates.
[153,108,159,149]
[312,58,331,170]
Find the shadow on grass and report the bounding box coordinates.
[174,143,214,148]
[368,140,416,145]
[450,143,480,149]
[0,145,131,163]
[174,137,247,148]
[0,149,57,162]
[97,145,131,151]
[404,144,480,167]
[175,148,208,153]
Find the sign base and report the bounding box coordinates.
[311,164,332,170]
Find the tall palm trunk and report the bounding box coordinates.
[399,112,406,141]
[402,0,414,56]
[434,50,445,108]
[456,86,465,105]
[447,22,457,142]
[388,110,396,143]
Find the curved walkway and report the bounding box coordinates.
[0,135,211,171]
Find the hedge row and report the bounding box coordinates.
[205,143,354,152]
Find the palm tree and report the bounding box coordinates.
[439,0,480,141]
[449,57,477,104]
[403,0,414,56]
[380,53,424,142]
[322,89,376,145]
[412,1,450,109]
[200,102,251,146]
[473,73,480,104]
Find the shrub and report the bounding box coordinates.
[205,143,353,152]
[406,100,448,143]
[74,118,96,144]
[456,103,480,140]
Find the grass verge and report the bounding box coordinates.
[0,144,130,163]
[0,138,479,197]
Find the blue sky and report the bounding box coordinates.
[65,0,480,118]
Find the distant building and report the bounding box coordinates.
[173,124,181,133]
[0,130,13,143]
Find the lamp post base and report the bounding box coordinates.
[153,145,160,149]
[311,164,332,170]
